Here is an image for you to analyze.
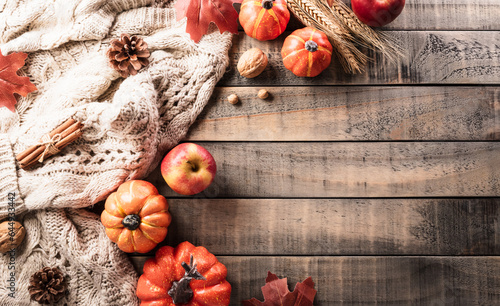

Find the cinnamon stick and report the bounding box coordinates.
[16,119,75,161]
[56,130,83,150]
[56,121,82,141]
[18,119,83,170]
[21,155,41,170]
[19,121,82,167]
[22,129,83,170]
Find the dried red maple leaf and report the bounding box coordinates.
[242,271,317,306]
[0,50,37,112]
[175,0,243,43]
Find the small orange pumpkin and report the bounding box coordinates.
[239,0,290,41]
[101,180,171,253]
[281,27,333,77]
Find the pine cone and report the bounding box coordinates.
[107,34,150,78]
[28,267,67,304]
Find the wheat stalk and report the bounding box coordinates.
[326,0,402,61]
[286,0,403,74]
[286,0,367,74]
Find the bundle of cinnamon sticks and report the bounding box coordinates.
[16,119,83,170]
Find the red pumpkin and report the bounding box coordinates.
[239,0,290,41]
[101,180,171,253]
[281,27,333,77]
[137,241,231,305]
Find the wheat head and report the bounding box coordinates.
[286,0,368,73]
[325,0,402,61]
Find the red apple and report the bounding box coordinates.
[161,143,216,195]
[351,0,405,27]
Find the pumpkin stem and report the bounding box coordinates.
[305,40,319,52]
[168,255,206,305]
[122,214,141,230]
[262,0,274,10]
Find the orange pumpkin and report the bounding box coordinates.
[281,27,333,77]
[239,0,290,41]
[101,180,171,253]
[137,241,231,305]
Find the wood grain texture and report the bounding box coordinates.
[146,198,500,255]
[128,2,500,304]
[131,256,500,305]
[148,142,500,198]
[219,31,500,86]
[188,86,500,141]
[237,0,500,31]
[344,0,500,31]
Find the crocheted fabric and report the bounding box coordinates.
[1,208,138,305]
[0,0,232,304]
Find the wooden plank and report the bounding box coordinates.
[130,256,500,305]
[147,142,500,198]
[343,0,500,31]
[146,198,500,255]
[188,86,500,141]
[219,31,500,86]
[236,0,500,31]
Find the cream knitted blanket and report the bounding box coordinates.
[0,0,232,304]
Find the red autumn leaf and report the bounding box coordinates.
[175,0,243,43]
[289,277,317,306]
[242,271,317,306]
[0,50,37,112]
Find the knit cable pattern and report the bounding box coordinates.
[0,209,139,305]
[0,1,232,304]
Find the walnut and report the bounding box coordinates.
[237,48,268,78]
[0,220,26,253]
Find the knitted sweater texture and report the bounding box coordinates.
[0,0,232,304]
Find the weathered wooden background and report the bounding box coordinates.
[131,0,500,304]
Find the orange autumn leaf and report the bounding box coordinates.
[0,50,37,112]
